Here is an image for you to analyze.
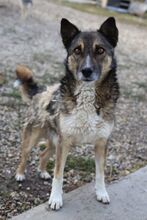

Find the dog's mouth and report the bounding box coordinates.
[82,77,95,82]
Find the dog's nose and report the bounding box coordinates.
[81,68,93,78]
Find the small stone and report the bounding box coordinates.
[73,179,78,184]
[124,170,130,175]
[69,169,74,174]
[10,191,18,199]
[43,181,49,185]
[34,198,40,205]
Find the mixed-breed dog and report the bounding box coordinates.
[19,0,33,17]
[20,0,33,6]
[14,17,120,210]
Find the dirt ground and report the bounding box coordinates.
[0,0,147,219]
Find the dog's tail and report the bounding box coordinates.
[14,65,38,103]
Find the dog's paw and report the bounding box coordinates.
[48,193,63,210]
[96,189,110,204]
[15,173,25,182]
[39,171,51,180]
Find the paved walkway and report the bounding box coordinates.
[12,166,147,220]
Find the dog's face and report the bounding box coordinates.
[61,17,118,82]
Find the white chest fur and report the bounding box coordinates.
[60,82,113,144]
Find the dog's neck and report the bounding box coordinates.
[60,68,119,114]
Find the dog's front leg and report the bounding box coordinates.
[49,138,71,210]
[95,138,110,204]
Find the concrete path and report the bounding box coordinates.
[12,166,147,220]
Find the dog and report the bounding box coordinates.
[15,17,119,210]
[19,0,33,18]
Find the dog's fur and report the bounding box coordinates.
[15,17,119,210]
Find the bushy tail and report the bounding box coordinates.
[14,65,38,103]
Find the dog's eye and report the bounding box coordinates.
[95,46,105,55]
[74,47,81,55]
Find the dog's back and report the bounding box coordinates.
[14,65,60,127]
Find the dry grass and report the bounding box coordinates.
[52,0,147,26]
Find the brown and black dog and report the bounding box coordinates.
[15,17,119,210]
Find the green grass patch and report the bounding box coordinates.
[65,155,95,173]
[39,144,47,151]
[129,161,147,173]
[53,0,147,26]
[47,155,95,174]
[47,159,54,171]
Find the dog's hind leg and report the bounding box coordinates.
[15,126,41,182]
[38,140,54,180]
[48,138,71,210]
[95,138,110,204]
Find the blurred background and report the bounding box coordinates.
[0,0,147,219]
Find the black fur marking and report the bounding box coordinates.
[61,18,80,49]
[26,78,46,98]
[95,107,100,115]
[46,89,60,115]
[98,17,118,48]
[60,59,77,98]
[46,101,55,114]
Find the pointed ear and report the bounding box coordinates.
[60,18,80,49]
[98,17,118,47]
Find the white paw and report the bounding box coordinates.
[48,192,63,210]
[96,189,110,204]
[15,173,25,182]
[39,171,51,180]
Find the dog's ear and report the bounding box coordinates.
[98,17,118,47]
[61,18,80,49]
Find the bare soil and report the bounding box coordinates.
[0,0,147,219]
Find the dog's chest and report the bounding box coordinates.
[60,84,113,144]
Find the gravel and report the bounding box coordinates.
[0,1,147,219]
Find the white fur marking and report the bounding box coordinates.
[95,161,110,203]
[15,173,25,182]
[85,55,91,68]
[39,171,51,180]
[60,83,113,144]
[48,178,63,210]
[96,187,110,204]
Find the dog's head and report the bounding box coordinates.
[61,17,118,82]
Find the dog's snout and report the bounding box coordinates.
[81,68,93,78]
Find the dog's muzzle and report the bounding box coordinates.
[78,67,99,82]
